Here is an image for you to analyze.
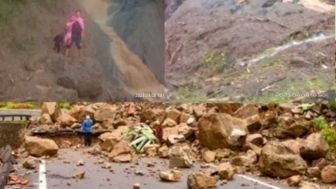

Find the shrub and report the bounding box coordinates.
[201,51,229,72]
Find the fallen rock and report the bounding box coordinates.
[76,160,84,166]
[300,133,329,160]
[217,162,235,180]
[143,144,160,157]
[133,183,141,189]
[169,145,193,168]
[287,175,302,186]
[98,132,121,152]
[101,162,112,169]
[202,150,216,163]
[72,171,85,180]
[187,172,217,189]
[166,108,181,123]
[231,150,257,166]
[321,165,336,183]
[108,141,131,160]
[259,141,307,178]
[40,113,53,124]
[198,113,247,150]
[94,105,117,122]
[306,167,320,178]
[113,154,132,163]
[162,118,177,127]
[22,157,37,169]
[41,102,61,122]
[56,112,77,127]
[158,145,169,158]
[159,169,182,182]
[25,136,58,157]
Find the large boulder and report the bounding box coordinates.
[108,140,132,162]
[98,132,121,152]
[198,113,247,150]
[94,105,118,122]
[69,105,95,122]
[41,102,61,122]
[300,133,329,160]
[24,136,58,157]
[56,112,77,127]
[259,141,307,178]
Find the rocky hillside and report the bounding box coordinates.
[0,0,165,101]
[4,102,336,188]
[165,0,335,102]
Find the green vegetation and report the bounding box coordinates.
[176,82,207,103]
[247,78,331,103]
[0,102,36,109]
[58,102,73,110]
[314,116,336,153]
[201,51,229,72]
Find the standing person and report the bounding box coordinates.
[81,115,93,147]
[64,9,85,57]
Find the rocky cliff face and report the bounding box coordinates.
[109,0,165,83]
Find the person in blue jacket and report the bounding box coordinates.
[81,115,93,147]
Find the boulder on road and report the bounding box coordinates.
[187,172,217,189]
[259,141,307,178]
[217,162,235,180]
[198,113,247,150]
[25,136,58,157]
[159,170,182,182]
[169,145,193,168]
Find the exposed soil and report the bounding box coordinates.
[165,0,335,103]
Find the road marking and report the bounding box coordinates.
[236,174,284,189]
[39,160,47,189]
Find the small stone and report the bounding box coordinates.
[159,170,182,182]
[76,160,84,166]
[72,171,85,180]
[217,162,235,180]
[202,150,216,163]
[287,175,302,186]
[133,183,141,189]
[22,157,37,169]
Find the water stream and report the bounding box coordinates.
[237,33,334,66]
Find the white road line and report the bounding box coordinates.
[39,160,47,189]
[236,174,284,189]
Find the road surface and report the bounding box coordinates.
[21,149,292,189]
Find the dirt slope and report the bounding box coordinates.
[77,0,164,95]
[165,0,335,102]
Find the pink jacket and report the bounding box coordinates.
[63,16,85,45]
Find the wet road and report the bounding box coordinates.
[24,149,292,189]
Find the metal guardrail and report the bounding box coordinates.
[0,114,31,122]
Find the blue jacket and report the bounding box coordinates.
[82,118,93,133]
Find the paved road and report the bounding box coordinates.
[22,149,291,189]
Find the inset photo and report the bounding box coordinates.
[165,0,335,103]
[0,0,165,101]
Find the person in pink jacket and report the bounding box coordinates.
[64,10,85,57]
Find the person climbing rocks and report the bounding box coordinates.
[81,115,93,147]
[64,9,85,57]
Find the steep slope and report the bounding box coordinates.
[77,0,165,95]
[165,0,335,102]
[0,0,164,101]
